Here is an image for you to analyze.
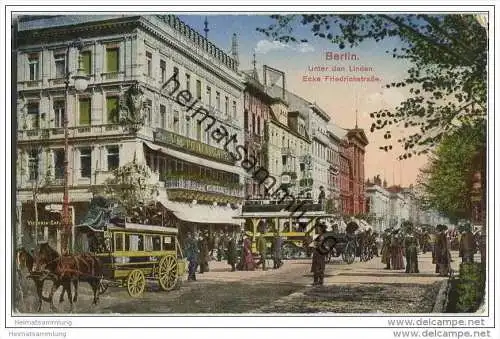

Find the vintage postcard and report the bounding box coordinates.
[3,2,497,338]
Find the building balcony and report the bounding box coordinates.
[17,79,43,91]
[281,147,294,156]
[164,177,245,200]
[244,131,263,145]
[299,178,314,187]
[281,171,298,180]
[17,124,127,142]
[154,128,235,164]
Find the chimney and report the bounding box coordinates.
[231,33,239,66]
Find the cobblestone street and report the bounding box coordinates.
[16,251,461,314]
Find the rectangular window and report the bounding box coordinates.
[53,100,65,128]
[185,117,190,138]
[81,51,92,75]
[225,96,229,115]
[28,55,39,81]
[160,59,166,83]
[106,97,119,123]
[232,101,237,119]
[196,121,202,141]
[80,148,91,178]
[28,149,39,181]
[144,235,154,251]
[27,102,39,129]
[54,54,66,79]
[173,66,179,80]
[160,104,166,129]
[79,98,91,125]
[173,111,179,133]
[196,80,201,100]
[185,73,190,91]
[106,48,119,73]
[162,236,175,251]
[146,51,152,77]
[107,145,119,171]
[145,100,152,126]
[125,234,144,251]
[153,236,162,251]
[115,233,124,251]
[207,86,212,107]
[216,91,221,111]
[54,149,65,179]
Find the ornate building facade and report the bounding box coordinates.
[16,15,245,249]
[242,68,271,198]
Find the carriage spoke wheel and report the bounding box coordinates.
[127,269,145,297]
[158,255,178,291]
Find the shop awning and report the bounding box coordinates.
[143,141,245,176]
[157,197,241,225]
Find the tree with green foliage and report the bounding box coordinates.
[416,121,486,223]
[257,14,487,159]
[102,157,159,217]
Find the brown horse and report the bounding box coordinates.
[16,247,73,312]
[32,243,103,311]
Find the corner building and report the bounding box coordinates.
[16,15,245,250]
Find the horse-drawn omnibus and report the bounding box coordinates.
[74,197,187,297]
[75,222,186,297]
[235,198,334,259]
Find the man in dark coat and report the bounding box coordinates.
[403,222,419,273]
[184,232,199,281]
[434,224,451,276]
[273,233,283,269]
[226,233,237,271]
[198,233,210,273]
[310,222,327,286]
[381,228,392,269]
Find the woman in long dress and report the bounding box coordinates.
[390,229,405,270]
[434,225,451,276]
[242,236,255,271]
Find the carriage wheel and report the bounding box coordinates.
[343,242,356,264]
[158,255,178,291]
[98,279,109,294]
[127,269,146,297]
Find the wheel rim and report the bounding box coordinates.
[158,256,178,291]
[127,269,145,297]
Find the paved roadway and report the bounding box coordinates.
[17,251,463,314]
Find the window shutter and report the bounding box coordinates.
[79,99,91,125]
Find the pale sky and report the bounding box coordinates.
[180,14,430,187]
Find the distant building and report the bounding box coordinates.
[365,176,390,232]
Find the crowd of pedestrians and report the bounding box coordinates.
[182,228,284,281]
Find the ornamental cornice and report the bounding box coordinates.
[137,17,244,93]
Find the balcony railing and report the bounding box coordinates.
[281,147,294,155]
[165,178,244,198]
[18,124,126,141]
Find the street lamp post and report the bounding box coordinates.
[62,39,89,255]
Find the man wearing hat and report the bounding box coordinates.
[310,222,327,286]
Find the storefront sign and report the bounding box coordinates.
[154,129,234,164]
